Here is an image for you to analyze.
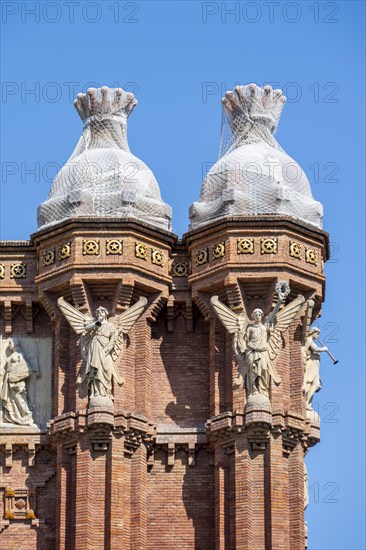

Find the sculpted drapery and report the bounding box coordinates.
[211,282,305,400]
[58,296,147,404]
[0,339,35,426]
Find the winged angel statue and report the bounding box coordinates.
[211,283,304,399]
[57,296,147,405]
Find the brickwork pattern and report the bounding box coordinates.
[0,216,329,549]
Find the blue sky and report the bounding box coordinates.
[1,1,365,548]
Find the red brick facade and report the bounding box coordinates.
[0,215,328,549]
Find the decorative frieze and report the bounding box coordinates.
[289,241,302,259]
[212,242,225,259]
[83,239,100,255]
[237,238,254,254]
[196,248,209,265]
[59,242,71,259]
[106,239,123,255]
[306,248,317,265]
[10,263,26,278]
[43,249,56,266]
[172,262,189,277]
[151,249,164,266]
[135,242,148,260]
[261,238,278,254]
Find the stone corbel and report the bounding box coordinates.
[38,290,60,321]
[147,446,155,469]
[167,443,175,466]
[4,301,12,334]
[167,295,175,332]
[225,283,244,313]
[113,279,134,314]
[246,422,271,452]
[282,429,302,454]
[185,299,193,332]
[187,442,196,466]
[194,292,214,321]
[89,425,113,452]
[27,442,36,467]
[70,278,89,312]
[145,293,168,323]
[5,443,12,468]
[26,299,33,333]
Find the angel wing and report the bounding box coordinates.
[211,296,250,388]
[117,296,148,334]
[267,294,305,362]
[211,296,248,333]
[210,295,249,352]
[57,297,93,334]
[110,297,148,361]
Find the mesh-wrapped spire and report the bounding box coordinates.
[189,83,323,229]
[38,87,172,231]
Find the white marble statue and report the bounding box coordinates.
[302,327,328,410]
[57,296,147,407]
[211,282,305,400]
[0,338,36,426]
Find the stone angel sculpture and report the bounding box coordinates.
[211,282,305,400]
[57,296,147,407]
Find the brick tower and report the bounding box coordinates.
[0,84,329,549]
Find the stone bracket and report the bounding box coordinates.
[26,299,33,333]
[70,278,89,312]
[113,279,134,314]
[153,427,206,467]
[145,292,168,323]
[166,294,175,332]
[4,301,12,333]
[0,440,45,468]
[38,290,60,321]
[225,283,244,312]
[185,298,193,332]
[49,409,156,456]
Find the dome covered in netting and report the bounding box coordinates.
[38,87,172,231]
[189,84,323,229]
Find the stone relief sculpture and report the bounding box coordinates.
[0,338,36,426]
[211,282,305,403]
[57,296,147,408]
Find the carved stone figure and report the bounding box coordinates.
[302,327,328,410]
[57,296,147,408]
[211,282,305,401]
[0,338,36,426]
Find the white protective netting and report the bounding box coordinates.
[189,84,323,229]
[38,87,172,231]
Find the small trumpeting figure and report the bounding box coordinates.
[302,326,328,411]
